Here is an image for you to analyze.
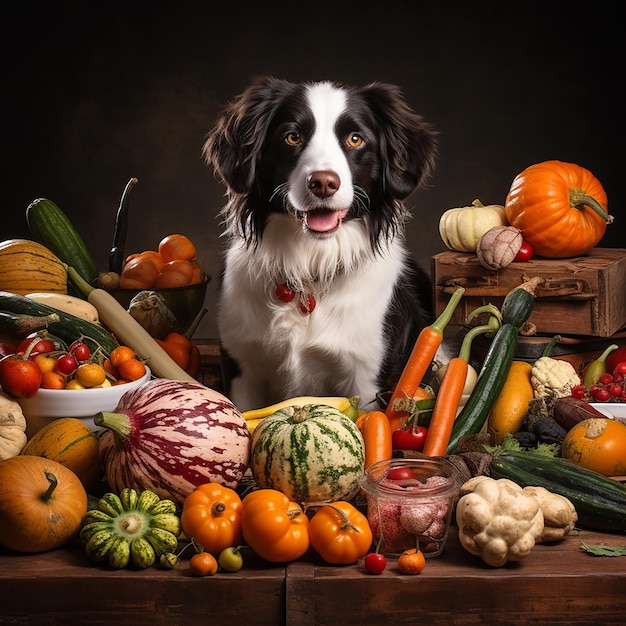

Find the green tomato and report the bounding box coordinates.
[218,546,243,573]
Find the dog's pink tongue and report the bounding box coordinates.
[304,209,349,232]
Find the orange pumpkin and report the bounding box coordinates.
[0,455,88,553]
[505,160,613,258]
[560,418,626,477]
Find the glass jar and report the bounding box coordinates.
[360,457,463,557]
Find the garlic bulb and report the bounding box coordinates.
[476,226,523,270]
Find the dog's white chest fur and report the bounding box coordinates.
[219,223,409,411]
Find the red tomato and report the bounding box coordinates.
[385,467,415,481]
[606,347,626,373]
[17,335,56,358]
[0,343,17,357]
[391,424,428,451]
[514,241,534,262]
[0,354,43,398]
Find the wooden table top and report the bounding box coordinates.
[1,526,624,626]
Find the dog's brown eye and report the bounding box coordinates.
[346,133,364,148]
[285,132,302,146]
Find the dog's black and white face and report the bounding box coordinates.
[205,77,439,410]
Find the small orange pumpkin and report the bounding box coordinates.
[0,455,88,553]
[505,160,613,258]
[560,418,626,477]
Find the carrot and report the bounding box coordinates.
[385,286,465,431]
[357,410,393,470]
[422,310,501,456]
[421,357,468,456]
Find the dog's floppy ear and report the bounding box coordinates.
[359,83,438,200]
[204,76,296,195]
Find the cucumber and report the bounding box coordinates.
[26,198,100,286]
[446,324,519,453]
[0,290,119,354]
[489,450,626,533]
[446,281,539,453]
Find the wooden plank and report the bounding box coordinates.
[310,527,626,625]
[0,542,286,625]
[1,528,624,625]
[285,560,315,626]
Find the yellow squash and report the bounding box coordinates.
[243,395,358,433]
[487,361,534,444]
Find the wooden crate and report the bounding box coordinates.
[432,248,626,337]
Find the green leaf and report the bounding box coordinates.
[578,534,626,557]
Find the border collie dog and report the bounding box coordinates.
[204,77,438,411]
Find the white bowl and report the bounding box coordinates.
[590,403,626,424]
[18,367,151,437]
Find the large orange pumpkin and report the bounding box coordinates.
[0,455,88,553]
[505,160,612,258]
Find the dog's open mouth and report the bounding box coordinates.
[299,208,349,233]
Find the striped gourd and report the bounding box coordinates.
[20,417,103,492]
[250,404,365,504]
[95,379,251,505]
[0,239,67,295]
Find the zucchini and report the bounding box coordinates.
[446,323,518,452]
[489,450,626,533]
[26,198,100,286]
[0,290,119,354]
[446,279,541,453]
[0,310,60,336]
[501,276,543,327]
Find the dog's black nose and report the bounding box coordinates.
[307,170,340,198]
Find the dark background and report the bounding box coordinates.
[1,0,621,338]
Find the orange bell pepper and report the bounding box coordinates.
[180,482,243,555]
[307,501,373,565]
[241,488,310,563]
[155,332,201,378]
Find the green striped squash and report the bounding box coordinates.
[250,404,365,504]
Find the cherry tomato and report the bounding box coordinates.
[0,353,43,398]
[69,341,91,363]
[397,548,426,575]
[364,552,387,574]
[514,241,533,262]
[571,385,586,399]
[55,354,78,376]
[609,383,623,398]
[386,467,415,481]
[598,373,613,385]
[391,424,428,451]
[593,387,611,402]
[613,362,626,377]
[16,335,56,358]
[189,551,218,576]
